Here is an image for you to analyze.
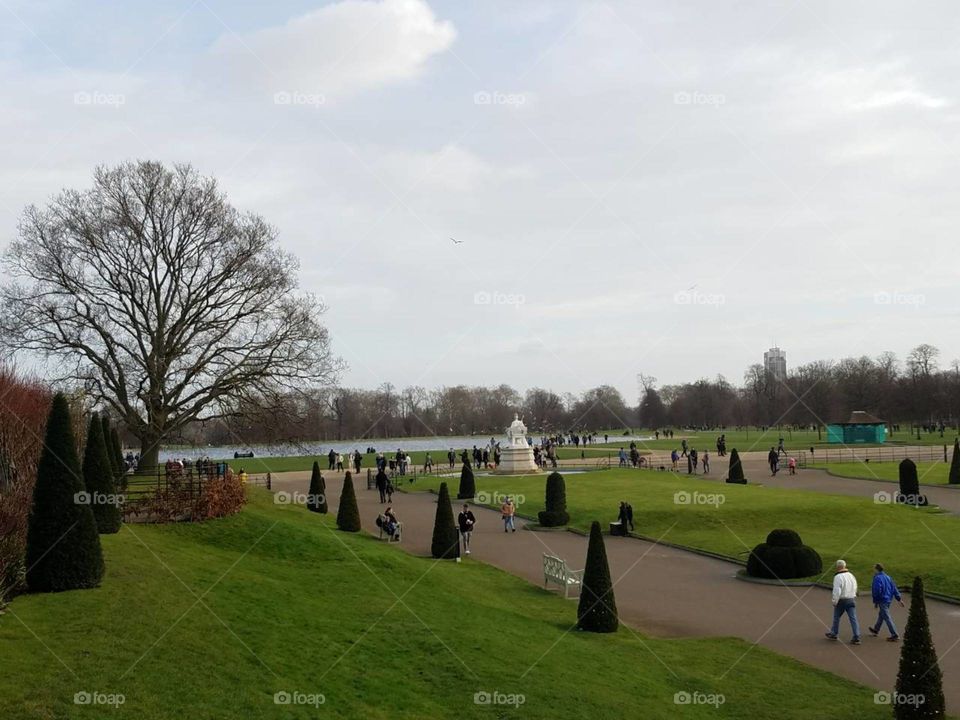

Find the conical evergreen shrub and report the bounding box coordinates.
[82,414,122,534]
[99,415,119,478]
[336,471,361,531]
[725,448,747,484]
[538,471,570,526]
[949,439,960,485]
[577,521,618,632]
[431,482,459,559]
[898,459,928,506]
[894,576,945,719]
[307,461,328,513]
[457,462,475,499]
[109,427,126,490]
[25,394,104,592]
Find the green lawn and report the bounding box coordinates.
[1,488,890,719]
[814,461,954,486]
[415,469,960,598]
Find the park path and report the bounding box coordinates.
[270,469,960,711]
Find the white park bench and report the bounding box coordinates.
[543,554,583,598]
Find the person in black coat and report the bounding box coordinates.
[457,504,476,555]
[375,468,389,503]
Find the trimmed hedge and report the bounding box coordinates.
[746,528,822,580]
[81,414,122,534]
[25,394,104,592]
[576,520,618,632]
[725,448,747,484]
[431,482,459,559]
[336,472,361,531]
[538,471,570,527]
[307,461,328,514]
[457,463,475,499]
[898,459,928,506]
[895,576,945,719]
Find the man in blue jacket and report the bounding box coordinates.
[869,563,904,641]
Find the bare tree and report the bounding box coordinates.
[1,161,340,468]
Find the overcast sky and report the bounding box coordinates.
[1,0,958,401]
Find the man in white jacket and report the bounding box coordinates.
[825,559,861,644]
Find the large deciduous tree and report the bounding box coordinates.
[1,161,339,469]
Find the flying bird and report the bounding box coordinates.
[450,237,463,244]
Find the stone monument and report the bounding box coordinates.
[496,413,539,474]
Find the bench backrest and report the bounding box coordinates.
[543,554,568,579]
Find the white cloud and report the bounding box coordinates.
[209,0,455,97]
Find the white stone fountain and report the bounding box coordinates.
[495,413,540,474]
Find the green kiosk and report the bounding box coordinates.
[826,411,887,444]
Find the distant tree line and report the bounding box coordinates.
[168,344,960,446]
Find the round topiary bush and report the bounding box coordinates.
[746,528,822,580]
[538,471,569,527]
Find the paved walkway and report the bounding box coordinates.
[270,469,960,711]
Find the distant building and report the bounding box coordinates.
[764,346,787,381]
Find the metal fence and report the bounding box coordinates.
[807,445,949,465]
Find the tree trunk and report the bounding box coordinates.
[137,433,162,473]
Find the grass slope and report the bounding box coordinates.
[814,461,951,485]
[416,469,960,598]
[1,489,887,719]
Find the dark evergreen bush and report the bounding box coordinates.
[457,463,475,499]
[99,415,119,478]
[25,394,104,592]
[746,528,822,579]
[307,461,328,513]
[725,448,747,484]
[538,471,570,527]
[898,459,928,506]
[431,482,459,559]
[336,471,361,531]
[949,439,960,485]
[894,576,945,719]
[577,520,618,632]
[82,415,122,534]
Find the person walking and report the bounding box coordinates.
[618,448,627,467]
[702,450,710,474]
[868,563,904,641]
[825,559,861,644]
[353,450,362,474]
[375,467,388,503]
[447,448,456,469]
[424,453,433,473]
[670,449,679,471]
[768,447,779,476]
[458,504,476,554]
[500,497,516,533]
[681,439,688,458]
[335,453,344,472]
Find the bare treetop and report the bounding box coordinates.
[1,160,340,468]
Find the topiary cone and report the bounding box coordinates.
[898,459,927,506]
[99,415,119,478]
[431,482,459,559]
[26,393,104,592]
[725,448,747,484]
[538,471,570,527]
[577,520,618,633]
[336,471,361,531]
[894,576,945,719]
[949,439,960,485]
[82,414,122,534]
[457,462,475,499]
[308,461,328,513]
